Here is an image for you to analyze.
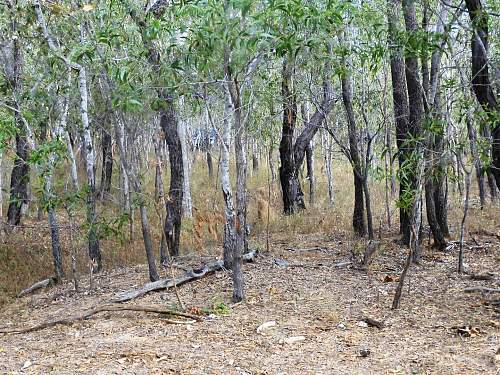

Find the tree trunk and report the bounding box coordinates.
[221,88,237,270]
[99,126,113,200]
[279,55,300,215]
[252,141,259,173]
[78,66,101,273]
[207,151,214,180]
[402,0,425,248]
[133,157,159,282]
[160,93,184,257]
[226,80,247,303]
[387,0,411,243]
[6,18,29,226]
[465,0,499,190]
[291,44,335,210]
[33,0,101,270]
[179,117,193,219]
[305,142,315,205]
[341,73,366,236]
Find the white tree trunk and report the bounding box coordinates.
[179,118,192,218]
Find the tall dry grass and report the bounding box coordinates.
[0,149,498,306]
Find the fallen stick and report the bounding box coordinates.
[464,287,500,293]
[17,277,56,298]
[0,304,202,335]
[285,246,330,253]
[112,250,258,303]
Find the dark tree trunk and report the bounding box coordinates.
[139,201,159,281]
[433,131,449,237]
[100,127,113,199]
[129,7,184,258]
[387,0,411,242]
[402,0,425,248]
[425,181,446,250]
[160,93,184,258]
[48,208,63,281]
[7,132,30,226]
[6,20,29,226]
[341,74,366,236]
[279,55,300,215]
[305,142,315,205]
[465,0,499,190]
[206,151,213,179]
[291,45,334,210]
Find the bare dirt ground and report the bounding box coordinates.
[0,231,499,375]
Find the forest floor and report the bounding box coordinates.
[0,227,499,375]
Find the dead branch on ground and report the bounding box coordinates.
[17,277,56,298]
[0,304,203,335]
[112,250,258,303]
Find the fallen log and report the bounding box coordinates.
[112,250,258,303]
[0,304,202,335]
[17,277,56,298]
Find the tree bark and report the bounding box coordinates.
[341,73,366,236]
[305,141,315,205]
[465,0,499,190]
[220,88,237,270]
[401,0,425,249]
[179,117,193,219]
[99,125,113,200]
[387,0,411,243]
[279,54,300,215]
[160,94,184,257]
[6,10,29,226]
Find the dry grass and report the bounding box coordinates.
[0,151,498,307]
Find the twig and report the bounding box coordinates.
[0,304,202,335]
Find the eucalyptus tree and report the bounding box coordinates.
[260,0,337,214]
[33,0,102,272]
[186,0,268,301]
[127,0,185,257]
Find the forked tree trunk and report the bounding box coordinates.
[341,72,366,236]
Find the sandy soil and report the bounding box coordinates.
[0,232,498,375]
